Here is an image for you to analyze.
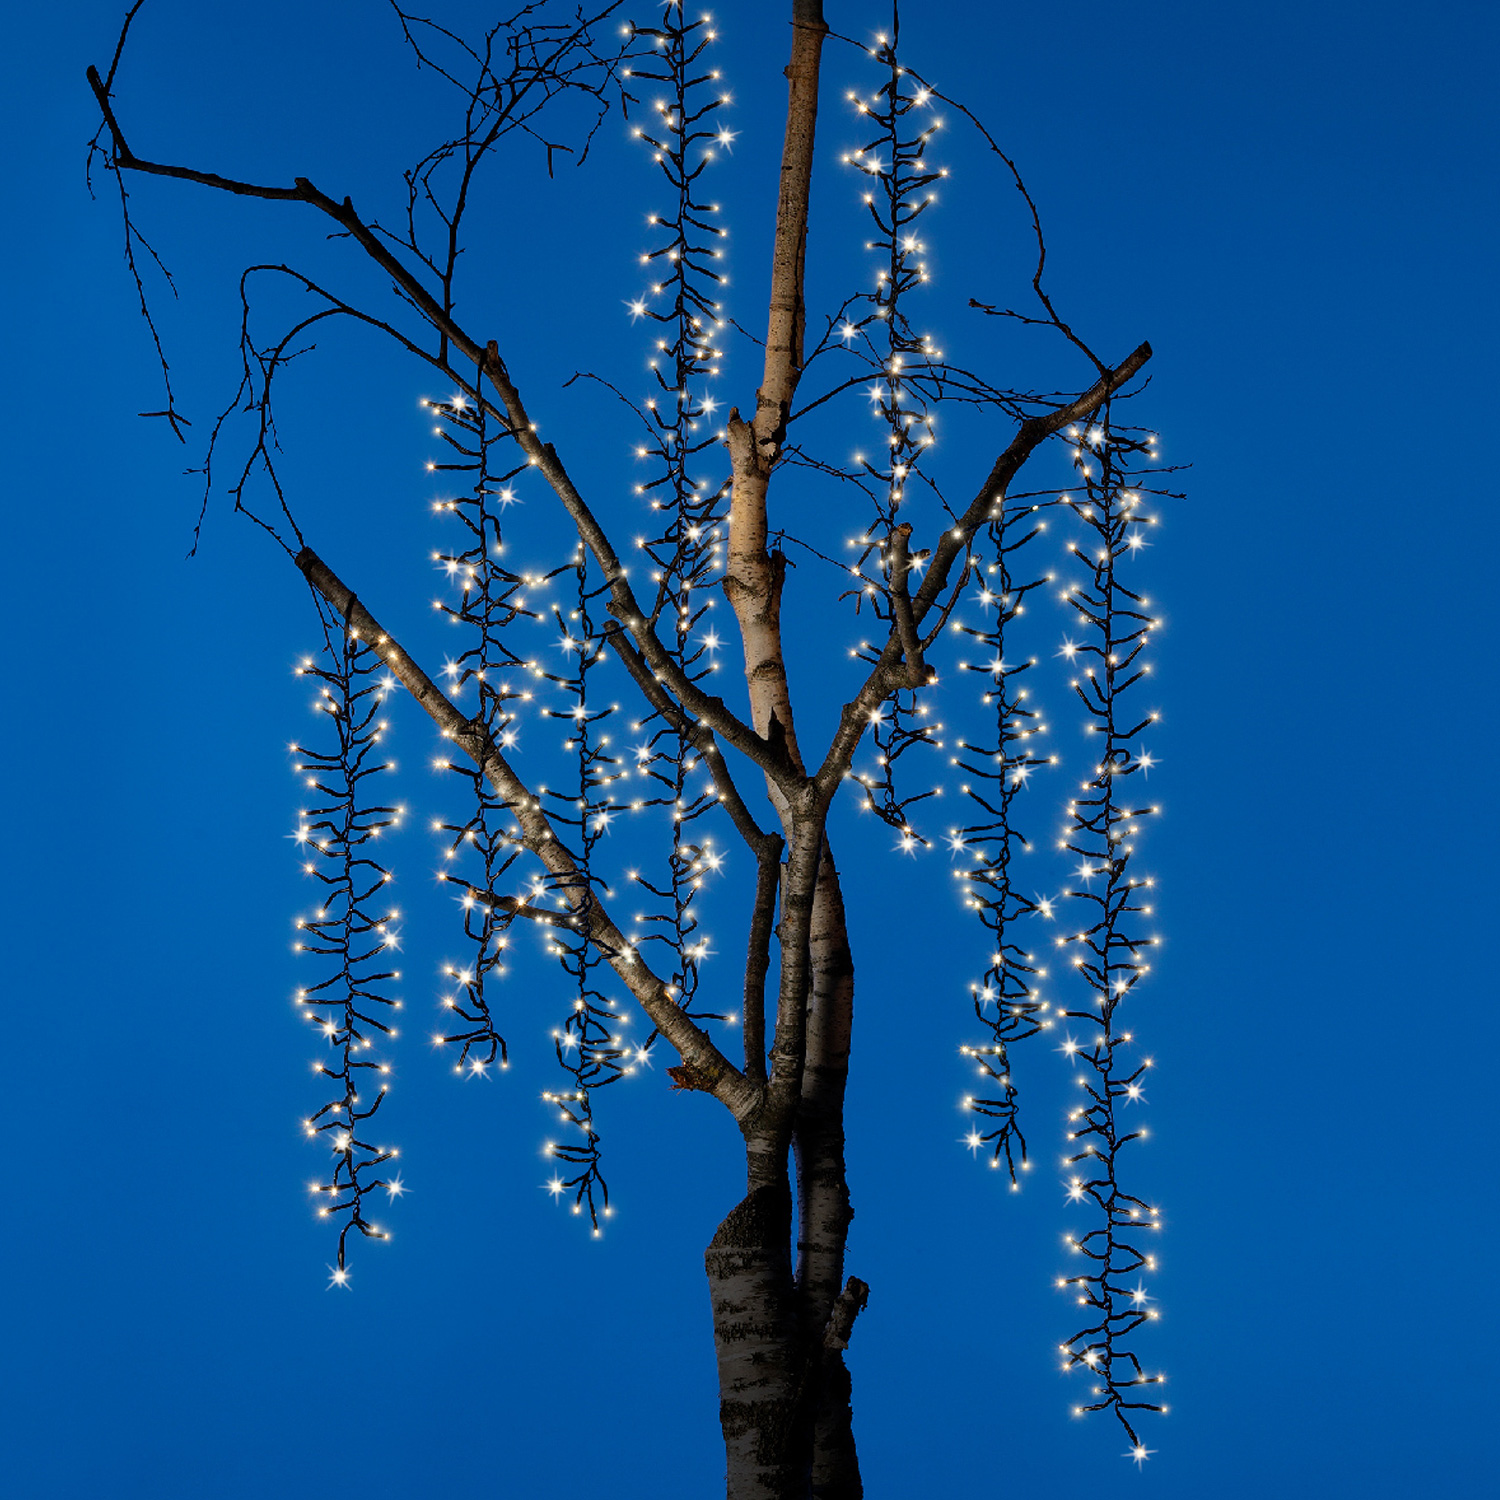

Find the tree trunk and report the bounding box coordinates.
[798,848,860,1497]
[810,1348,860,1500]
[707,1183,809,1500]
[712,4,861,1495]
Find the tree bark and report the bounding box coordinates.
[707,1183,809,1500]
[797,848,860,1496]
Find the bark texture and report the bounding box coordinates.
[707,1184,808,1500]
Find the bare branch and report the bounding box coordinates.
[722,0,829,788]
[809,341,1154,806]
[601,624,775,856]
[741,839,783,1089]
[295,545,759,1122]
[481,345,800,790]
[887,522,928,688]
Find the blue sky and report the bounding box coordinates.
[2,2,1495,1496]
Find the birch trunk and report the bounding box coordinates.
[707,1183,809,1500]
[714,4,867,1494]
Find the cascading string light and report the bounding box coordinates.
[1053,416,1168,1459]
[421,362,631,1221]
[825,30,1176,1460]
[406,4,741,1238]
[539,551,629,1232]
[827,31,1055,1172]
[622,3,734,1044]
[424,371,553,1075]
[949,502,1055,1183]
[840,31,947,845]
[290,621,406,1285]
[833,26,1057,1183]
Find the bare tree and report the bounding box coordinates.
[89,2,1177,1495]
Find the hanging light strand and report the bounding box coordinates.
[424,373,566,1074]
[290,620,406,1284]
[1053,418,1167,1454]
[623,3,732,1043]
[838,31,950,847]
[539,548,630,1232]
[950,499,1055,1182]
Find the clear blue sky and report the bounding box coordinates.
[2,2,1494,1496]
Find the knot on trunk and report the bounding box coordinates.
[821,1277,870,1351]
[668,1060,715,1093]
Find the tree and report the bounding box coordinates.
[88,3,1174,1495]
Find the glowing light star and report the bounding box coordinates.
[544,1176,566,1199]
[326,1264,352,1291]
[625,298,649,321]
[1124,1446,1155,1469]
[384,1174,407,1199]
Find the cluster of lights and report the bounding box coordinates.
[817,39,1173,1461]
[949,505,1057,1181]
[839,35,946,527]
[422,381,563,1075]
[290,629,406,1283]
[405,7,746,1234]
[621,4,736,1042]
[838,37,952,840]
[534,551,632,1232]
[624,3,733,587]
[1051,421,1168,1452]
[421,374,632,1225]
[257,9,1173,1463]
